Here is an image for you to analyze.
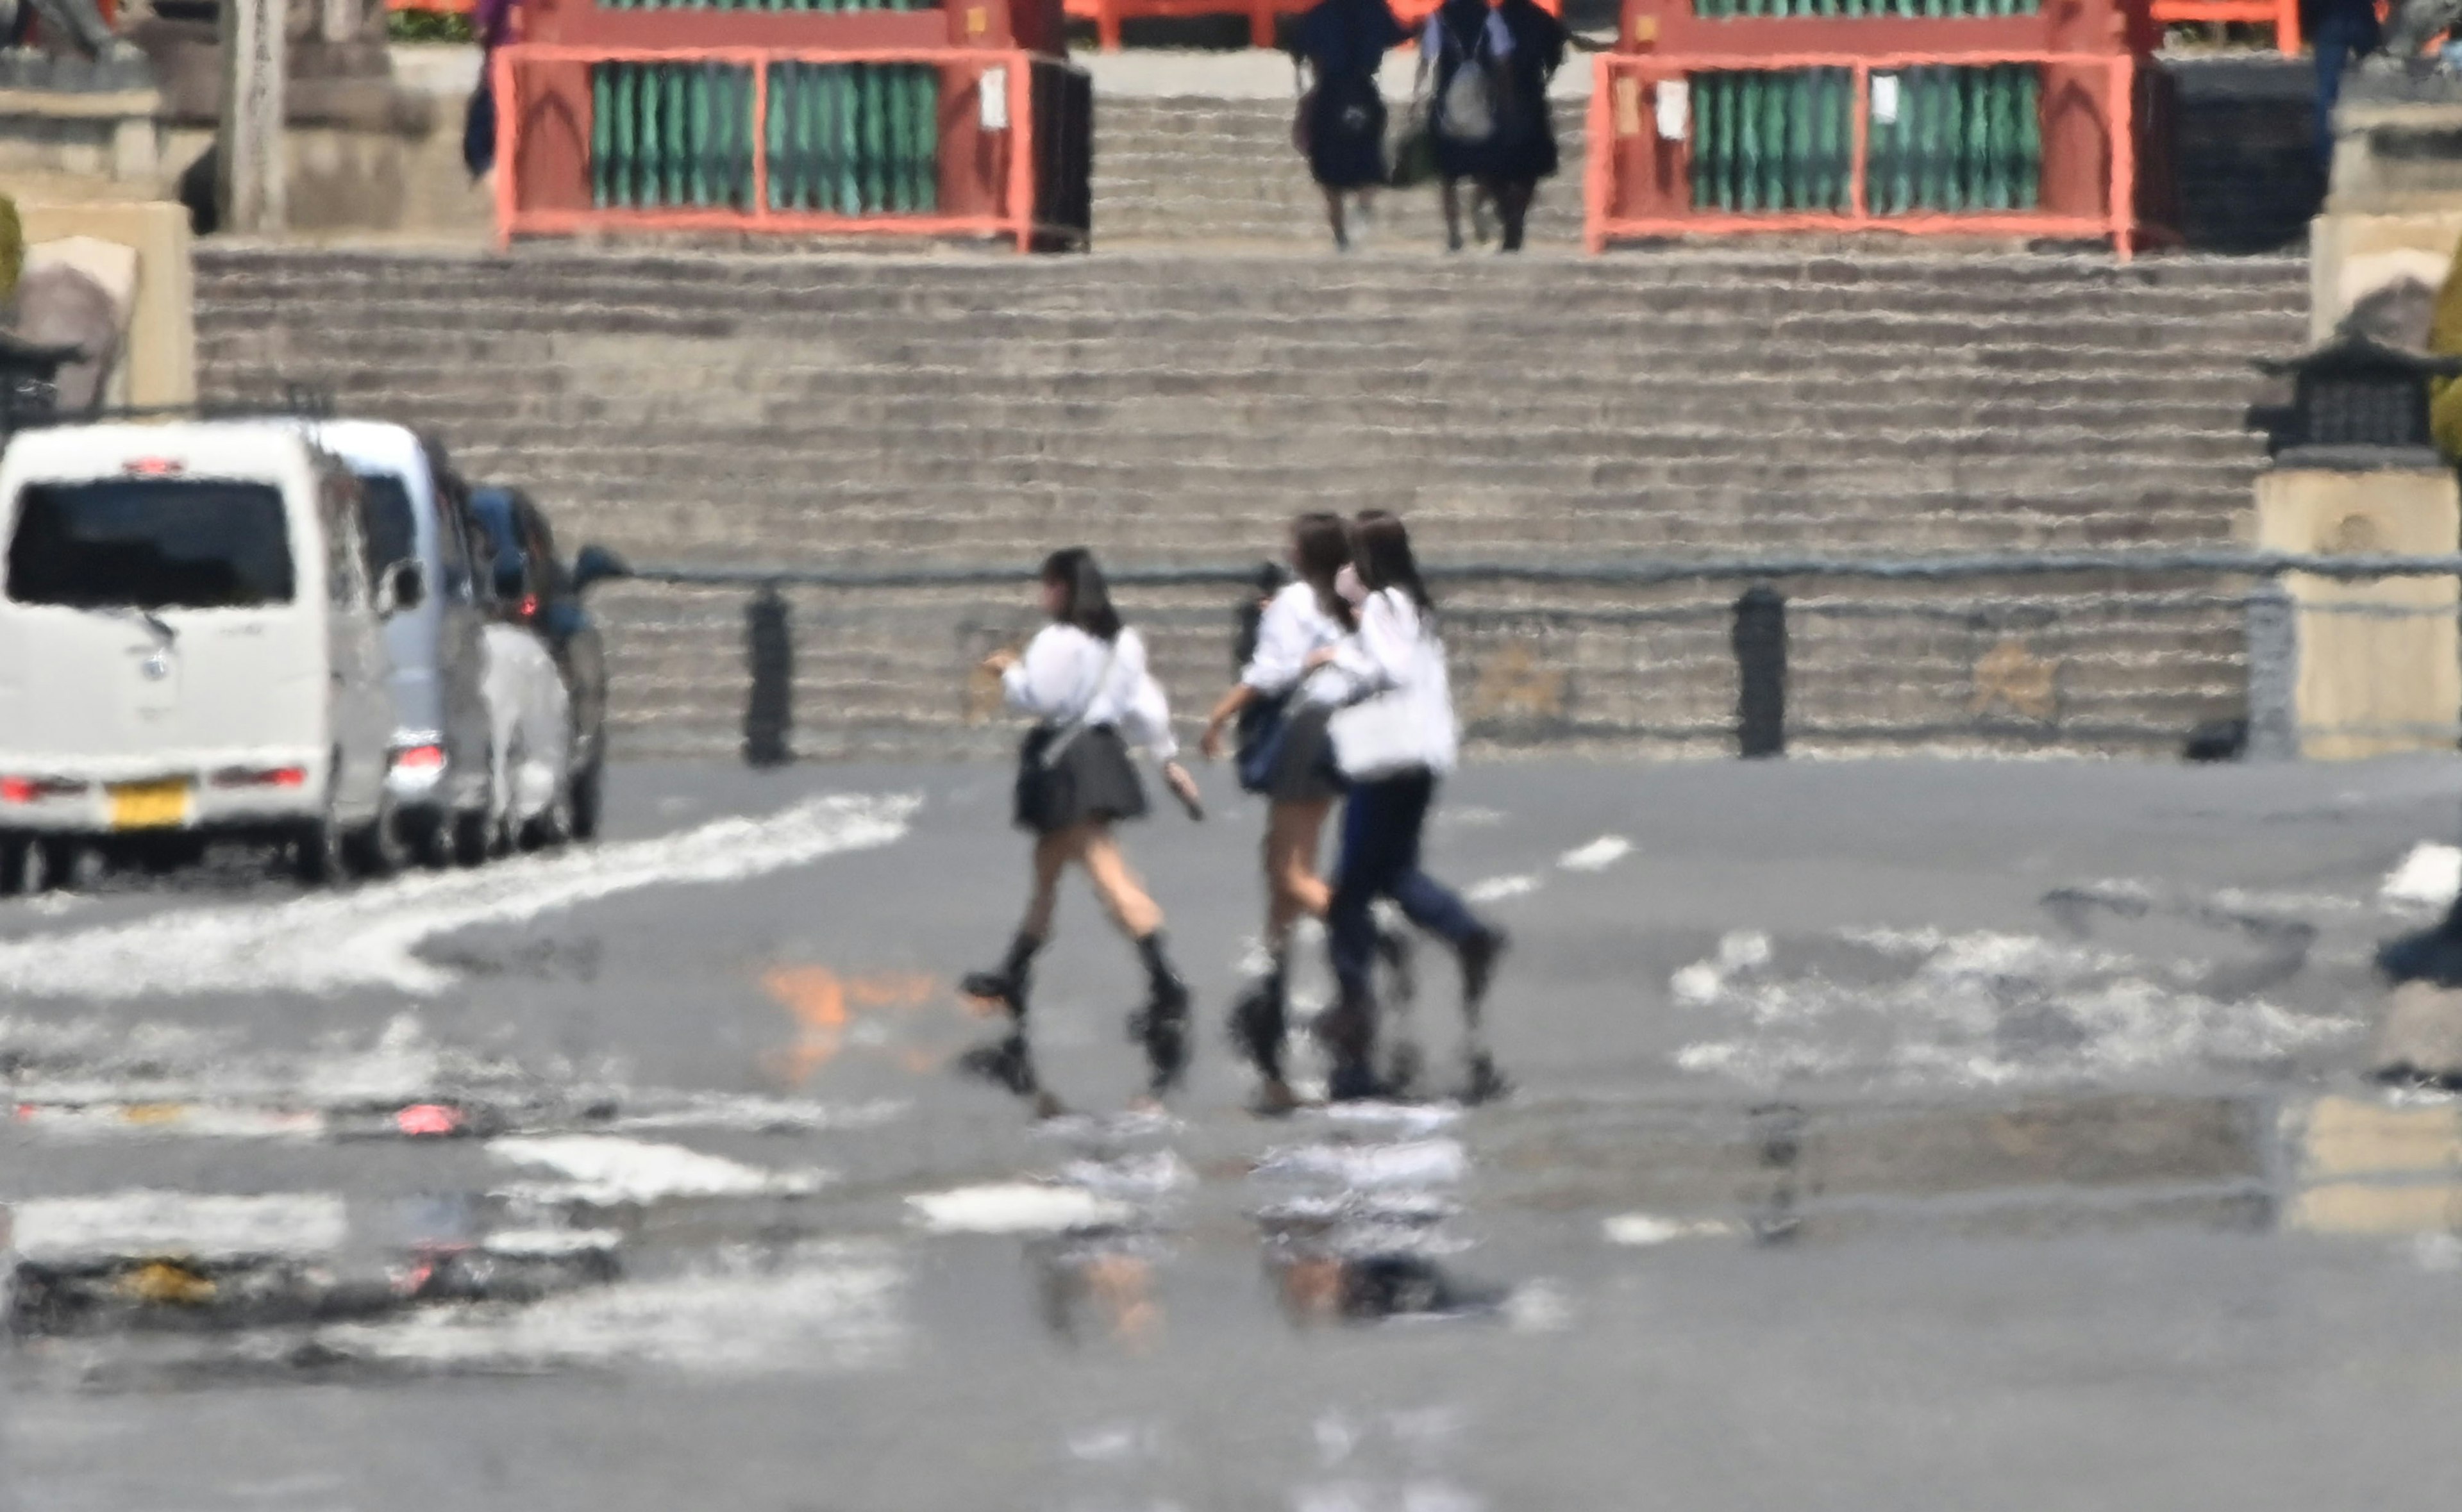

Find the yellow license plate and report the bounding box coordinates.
[109,780,192,831]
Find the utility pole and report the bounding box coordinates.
[217,0,288,235]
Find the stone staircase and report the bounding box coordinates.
[192,245,2307,760]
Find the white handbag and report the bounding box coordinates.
[1330,625,1457,781]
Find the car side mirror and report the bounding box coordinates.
[573,544,632,592]
[374,560,423,617]
[393,560,426,614]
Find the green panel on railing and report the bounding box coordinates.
[1687,64,2038,217]
[746,62,941,215]
[1858,63,2041,218]
[1686,67,1852,213]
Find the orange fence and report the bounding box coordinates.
[1584,49,2157,259]
[387,0,479,10]
[2145,0,2300,53]
[492,44,1092,252]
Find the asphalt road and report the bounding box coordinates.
[7,755,2462,1511]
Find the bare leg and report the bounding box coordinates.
[1019,828,1076,942]
[1076,825,1165,940]
[1264,797,1335,950]
[1323,187,1350,251]
[1440,178,1464,252]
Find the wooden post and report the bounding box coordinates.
[217,0,287,235]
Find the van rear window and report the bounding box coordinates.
[4,479,296,609]
[354,472,417,581]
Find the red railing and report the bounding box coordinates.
[1584,48,2152,260]
[491,44,1089,252]
[2145,0,2300,53]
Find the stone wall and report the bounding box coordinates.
[194,245,2306,760]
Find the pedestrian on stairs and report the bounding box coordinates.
[1487,0,1584,253]
[1200,513,1366,1113]
[1418,0,1516,252]
[1308,513,1509,1102]
[964,549,1195,1116]
[1291,0,1411,251]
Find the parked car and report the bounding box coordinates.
[0,421,405,892]
[467,486,622,840]
[301,420,497,865]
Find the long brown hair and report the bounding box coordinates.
[1291,511,1355,629]
[1352,511,1433,611]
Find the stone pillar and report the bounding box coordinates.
[217,0,288,235]
[2253,466,2462,760]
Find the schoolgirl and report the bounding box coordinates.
[1308,512,1509,1102]
[1200,513,1361,1111]
[965,549,1194,1111]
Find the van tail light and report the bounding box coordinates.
[210,765,308,790]
[124,458,185,477]
[391,745,446,773]
[519,594,540,621]
[1,777,88,803]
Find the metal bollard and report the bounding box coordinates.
[2243,576,2300,761]
[744,583,793,769]
[1733,584,1788,759]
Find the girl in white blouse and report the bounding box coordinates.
[1305,511,1507,1103]
[966,548,1194,1111]
[1199,512,1362,1112]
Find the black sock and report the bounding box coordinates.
[1003,932,1043,980]
[1136,932,1184,997]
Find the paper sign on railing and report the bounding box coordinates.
[1870,74,1901,127]
[1655,80,1688,142]
[980,68,1009,131]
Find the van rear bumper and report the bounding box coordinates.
[0,754,326,836]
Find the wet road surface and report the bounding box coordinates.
[8,757,2462,1509]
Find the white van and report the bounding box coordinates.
[0,422,403,892]
[299,420,498,863]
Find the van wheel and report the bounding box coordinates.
[292,811,349,887]
[62,843,108,894]
[446,807,490,867]
[407,811,454,869]
[522,789,573,852]
[348,797,410,879]
[570,757,603,842]
[2,836,49,897]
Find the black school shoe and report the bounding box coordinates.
[1128,977,1193,1096]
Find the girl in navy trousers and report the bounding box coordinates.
[1307,512,1508,1102]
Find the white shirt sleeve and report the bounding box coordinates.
[1001,626,1076,720]
[1120,672,1179,762]
[1325,590,1421,700]
[1241,583,1321,695]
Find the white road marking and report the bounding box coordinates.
[1556,836,1632,872]
[1602,1213,1738,1247]
[1465,874,1541,904]
[320,1240,903,1375]
[908,1182,1137,1234]
[0,792,919,999]
[6,1192,347,1265]
[487,1136,826,1205]
[1670,926,2361,1090]
[2382,842,2462,909]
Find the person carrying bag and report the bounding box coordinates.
[966,549,1196,1114]
[1305,513,1509,1104]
